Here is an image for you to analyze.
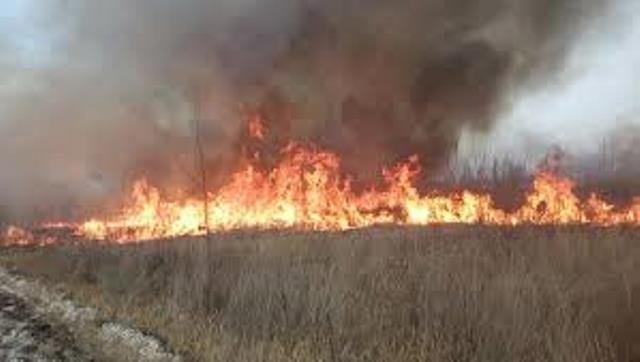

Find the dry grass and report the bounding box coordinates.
[4,226,640,361]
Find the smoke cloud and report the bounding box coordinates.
[0,0,617,220]
[461,0,640,166]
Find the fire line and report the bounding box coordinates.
[3,118,640,245]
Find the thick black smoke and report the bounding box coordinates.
[0,0,609,220]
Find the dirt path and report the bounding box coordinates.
[0,268,180,362]
[0,289,88,361]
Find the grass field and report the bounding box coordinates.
[3,226,640,361]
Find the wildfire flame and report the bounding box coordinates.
[40,146,640,243]
[247,114,267,141]
[2,226,57,246]
[4,117,640,245]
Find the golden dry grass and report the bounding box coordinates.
[3,226,640,361]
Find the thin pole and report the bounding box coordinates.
[193,118,210,236]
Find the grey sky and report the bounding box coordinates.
[460,0,640,161]
[1,0,56,64]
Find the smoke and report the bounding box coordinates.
[0,0,616,220]
[461,0,640,165]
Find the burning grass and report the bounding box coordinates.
[3,226,640,361]
[6,145,640,245]
[5,117,640,244]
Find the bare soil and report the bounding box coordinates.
[0,288,88,361]
[0,265,181,362]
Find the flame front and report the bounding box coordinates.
[5,120,640,245]
[56,144,640,243]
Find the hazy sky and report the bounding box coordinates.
[0,0,55,65]
[460,0,640,160]
[0,1,24,28]
[1,1,34,51]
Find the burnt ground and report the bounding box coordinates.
[0,289,89,361]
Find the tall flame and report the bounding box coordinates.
[62,144,640,243]
[4,117,640,245]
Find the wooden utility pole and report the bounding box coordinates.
[192,117,210,236]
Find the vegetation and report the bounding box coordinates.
[3,226,640,361]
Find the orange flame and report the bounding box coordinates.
[248,114,266,140]
[1,226,57,246]
[2,226,35,246]
[5,121,640,245]
[42,144,638,243]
